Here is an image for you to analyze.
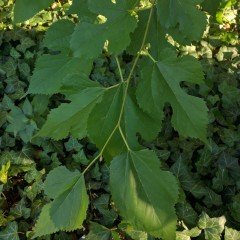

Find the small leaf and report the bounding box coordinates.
[50,174,88,231]
[86,222,111,240]
[33,166,89,235]
[198,212,226,240]
[225,227,240,240]
[0,221,19,240]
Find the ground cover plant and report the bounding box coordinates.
[0,0,239,239]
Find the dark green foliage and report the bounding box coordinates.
[0,0,239,239]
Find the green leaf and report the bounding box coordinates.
[43,19,75,52]
[44,166,80,198]
[128,10,172,57]
[0,222,19,240]
[86,222,111,240]
[177,227,201,240]
[201,0,221,15]
[67,0,97,21]
[87,85,125,158]
[28,54,92,95]
[119,222,149,240]
[110,149,178,240]
[157,0,207,41]
[33,166,89,235]
[122,90,161,149]
[32,204,59,238]
[137,49,208,143]
[198,212,226,240]
[49,174,88,231]
[225,227,240,240]
[38,87,105,140]
[14,0,55,23]
[70,0,138,59]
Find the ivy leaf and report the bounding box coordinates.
[14,0,55,23]
[137,49,208,143]
[43,19,75,52]
[176,227,201,240]
[157,0,207,41]
[33,166,89,235]
[70,0,138,59]
[110,149,178,240]
[198,212,226,240]
[225,227,240,240]
[28,54,92,95]
[0,221,19,240]
[37,87,105,140]
[85,222,111,240]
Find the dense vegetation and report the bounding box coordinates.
[0,0,239,239]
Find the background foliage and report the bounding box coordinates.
[0,0,239,239]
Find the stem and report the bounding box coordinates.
[118,126,130,150]
[117,4,154,125]
[83,5,154,174]
[146,52,157,63]
[115,56,124,82]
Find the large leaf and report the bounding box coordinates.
[38,87,105,140]
[87,85,125,158]
[68,0,96,21]
[122,90,161,149]
[157,0,207,41]
[43,20,75,52]
[137,49,208,143]
[28,54,92,95]
[70,0,138,59]
[127,10,172,57]
[110,149,178,240]
[14,0,55,23]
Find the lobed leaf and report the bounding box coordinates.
[70,0,138,59]
[137,48,208,143]
[157,0,207,42]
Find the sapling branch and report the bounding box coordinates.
[83,4,155,174]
